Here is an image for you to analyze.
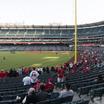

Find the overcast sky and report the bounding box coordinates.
[0,0,103,25]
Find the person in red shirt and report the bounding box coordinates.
[82,66,90,73]
[57,67,65,83]
[0,71,6,78]
[0,71,2,78]
[23,67,30,75]
[5,71,9,77]
[45,78,54,93]
[33,80,41,92]
[71,64,77,74]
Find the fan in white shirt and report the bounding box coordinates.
[22,76,31,86]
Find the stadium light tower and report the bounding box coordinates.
[74,0,78,64]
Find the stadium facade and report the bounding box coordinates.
[0,21,103,51]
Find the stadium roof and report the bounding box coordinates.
[0,21,104,29]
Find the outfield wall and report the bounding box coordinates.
[0,44,70,51]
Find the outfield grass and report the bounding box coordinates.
[0,51,74,70]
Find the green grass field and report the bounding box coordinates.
[0,51,74,70]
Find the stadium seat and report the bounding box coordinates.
[36,95,73,104]
[89,87,104,102]
[77,82,104,97]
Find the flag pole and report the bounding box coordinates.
[74,0,78,64]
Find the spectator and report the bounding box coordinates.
[5,71,9,77]
[36,84,49,102]
[95,74,104,83]
[22,88,38,104]
[82,66,90,73]
[42,67,46,72]
[13,69,19,77]
[69,62,73,69]
[8,69,13,77]
[59,83,74,98]
[0,71,6,78]
[37,67,43,75]
[57,67,65,83]
[45,78,54,93]
[33,80,41,92]
[17,67,23,76]
[8,69,19,77]
[50,66,55,72]
[23,67,30,75]
[30,67,39,85]
[46,66,50,73]
[22,76,31,86]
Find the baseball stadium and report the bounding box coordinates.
[0,0,104,104]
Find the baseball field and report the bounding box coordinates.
[0,51,74,70]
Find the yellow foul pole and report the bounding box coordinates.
[74,0,78,64]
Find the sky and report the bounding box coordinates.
[0,0,104,25]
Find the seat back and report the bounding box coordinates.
[37,95,73,104]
